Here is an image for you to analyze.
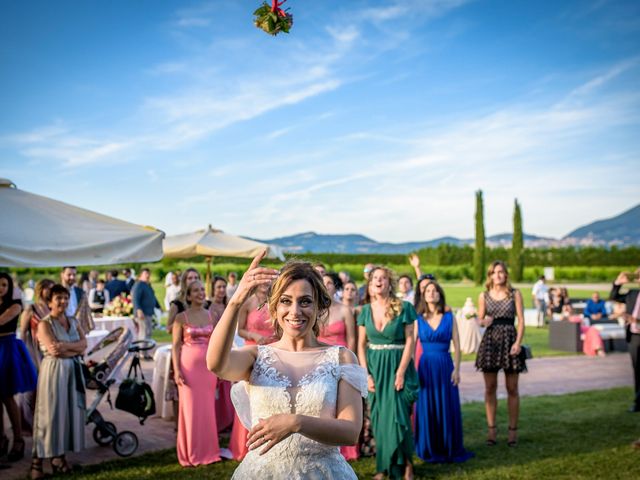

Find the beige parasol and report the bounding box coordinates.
[163,224,285,295]
[0,178,164,267]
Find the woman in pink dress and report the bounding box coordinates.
[210,276,234,433]
[318,272,359,461]
[230,284,277,460]
[172,280,221,467]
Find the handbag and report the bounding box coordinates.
[520,344,533,360]
[115,356,156,424]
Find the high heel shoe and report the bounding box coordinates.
[486,425,497,446]
[507,426,518,447]
[8,437,25,462]
[51,455,73,474]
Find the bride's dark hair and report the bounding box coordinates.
[268,261,332,337]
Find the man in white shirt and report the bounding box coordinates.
[531,276,548,327]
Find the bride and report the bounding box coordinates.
[206,251,368,479]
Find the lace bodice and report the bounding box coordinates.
[231,345,367,479]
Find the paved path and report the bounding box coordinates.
[2,353,633,479]
[458,352,632,403]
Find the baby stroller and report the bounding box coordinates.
[83,327,156,457]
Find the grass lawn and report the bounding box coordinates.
[66,387,639,479]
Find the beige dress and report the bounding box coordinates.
[32,315,86,458]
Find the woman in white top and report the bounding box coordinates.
[207,251,368,479]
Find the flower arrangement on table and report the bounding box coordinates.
[254,0,293,35]
[459,297,477,321]
[103,293,134,317]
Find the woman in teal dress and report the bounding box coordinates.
[357,266,418,480]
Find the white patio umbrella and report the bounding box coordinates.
[163,224,285,295]
[0,178,164,267]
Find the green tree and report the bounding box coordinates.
[510,198,524,281]
[474,190,486,285]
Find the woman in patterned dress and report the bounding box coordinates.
[474,261,526,447]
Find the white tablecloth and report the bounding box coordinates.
[152,344,174,419]
[93,316,137,335]
[85,329,109,352]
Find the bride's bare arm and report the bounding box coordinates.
[206,251,279,381]
[247,348,363,453]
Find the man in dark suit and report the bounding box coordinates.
[122,268,135,293]
[105,270,127,299]
[610,268,640,413]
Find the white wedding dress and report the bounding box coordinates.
[231,345,368,479]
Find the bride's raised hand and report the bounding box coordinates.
[231,249,279,304]
[246,414,299,455]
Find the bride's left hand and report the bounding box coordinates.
[247,414,300,455]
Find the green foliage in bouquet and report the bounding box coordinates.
[254,1,293,36]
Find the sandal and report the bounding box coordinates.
[51,455,72,474]
[507,426,518,447]
[8,437,25,462]
[31,459,45,480]
[486,425,497,446]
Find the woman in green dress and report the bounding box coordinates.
[357,266,418,480]
[31,284,87,479]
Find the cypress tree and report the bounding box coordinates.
[474,190,486,285]
[511,199,524,281]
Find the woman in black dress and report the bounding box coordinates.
[475,261,526,447]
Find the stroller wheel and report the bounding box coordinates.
[113,431,138,457]
[93,422,116,446]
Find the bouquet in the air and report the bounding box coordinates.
[254,0,293,35]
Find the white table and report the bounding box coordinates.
[93,316,137,336]
[85,329,109,352]
[151,336,245,420]
[152,344,174,419]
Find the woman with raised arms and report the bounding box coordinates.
[206,251,368,479]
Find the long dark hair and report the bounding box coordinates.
[0,272,14,305]
[212,275,228,305]
[422,281,446,317]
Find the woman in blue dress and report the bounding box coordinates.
[414,280,473,463]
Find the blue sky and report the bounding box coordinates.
[1,0,639,243]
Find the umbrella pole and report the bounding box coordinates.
[206,256,212,298]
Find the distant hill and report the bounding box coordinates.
[257,232,551,254]
[254,204,640,253]
[563,204,640,246]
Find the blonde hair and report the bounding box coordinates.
[268,261,332,338]
[179,268,201,305]
[184,280,205,305]
[368,266,403,325]
[485,260,514,297]
[35,278,55,304]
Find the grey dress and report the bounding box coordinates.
[32,315,86,458]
